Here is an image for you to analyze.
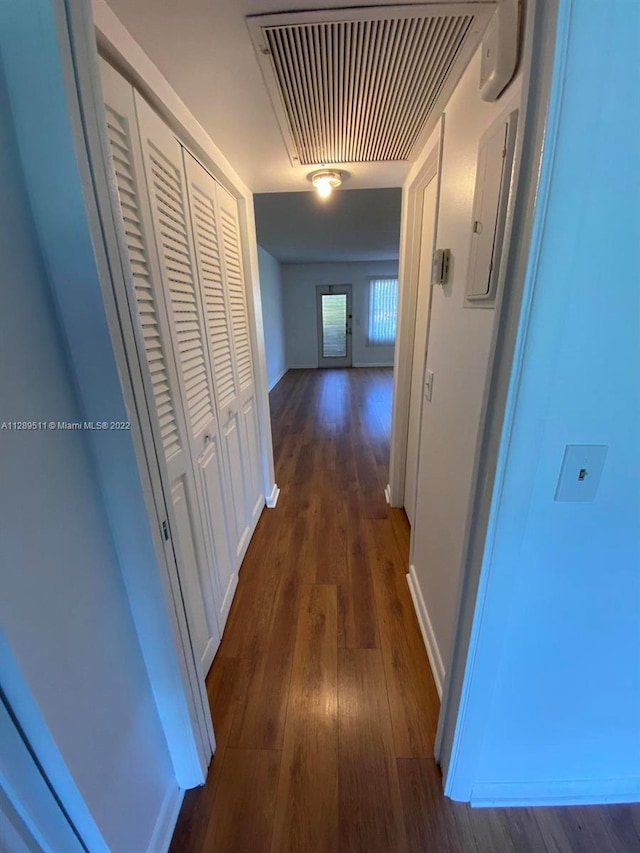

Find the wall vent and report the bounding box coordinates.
[247,4,495,166]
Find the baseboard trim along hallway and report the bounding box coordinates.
[407,565,444,698]
[265,483,280,508]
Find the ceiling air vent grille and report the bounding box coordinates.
[248,4,495,166]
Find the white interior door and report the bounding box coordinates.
[101,61,220,675]
[216,182,264,534]
[316,285,352,367]
[404,177,439,524]
[135,93,232,673]
[184,154,262,564]
[183,151,248,615]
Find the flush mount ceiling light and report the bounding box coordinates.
[310,169,343,199]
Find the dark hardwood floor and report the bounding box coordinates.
[171,368,640,852]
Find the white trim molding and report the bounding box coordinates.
[268,367,289,391]
[352,362,394,368]
[146,785,185,853]
[266,483,281,508]
[388,126,444,507]
[470,778,640,808]
[407,567,444,697]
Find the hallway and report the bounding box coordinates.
[171,369,638,853]
[171,367,440,851]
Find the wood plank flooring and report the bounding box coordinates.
[171,368,640,853]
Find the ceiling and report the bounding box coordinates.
[104,0,490,193]
[254,188,401,263]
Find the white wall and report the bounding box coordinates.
[448,0,640,805]
[409,50,521,681]
[282,260,399,368]
[0,58,175,852]
[257,246,287,389]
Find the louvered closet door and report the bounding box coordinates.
[184,155,263,562]
[134,93,240,640]
[100,64,220,674]
[99,60,220,676]
[216,182,264,531]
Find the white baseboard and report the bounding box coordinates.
[286,363,393,370]
[266,483,280,508]
[470,778,640,808]
[147,784,185,853]
[384,484,391,504]
[220,571,239,625]
[201,635,217,675]
[352,362,394,368]
[268,367,288,391]
[407,565,444,697]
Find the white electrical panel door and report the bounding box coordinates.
[465,111,517,306]
[100,60,220,675]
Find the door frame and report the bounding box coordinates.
[316,284,353,368]
[387,119,444,506]
[402,141,443,525]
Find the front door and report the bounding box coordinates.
[316,285,352,367]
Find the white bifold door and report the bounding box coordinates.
[184,155,263,560]
[99,59,263,675]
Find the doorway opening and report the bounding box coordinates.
[317,284,352,367]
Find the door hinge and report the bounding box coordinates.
[162,520,170,541]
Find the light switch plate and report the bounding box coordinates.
[554,445,608,502]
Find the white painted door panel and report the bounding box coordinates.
[197,430,237,624]
[171,479,214,664]
[216,182,264,529]
[466,119,511,304]
[135,94,230,672]
[100,61,219,674]
[241,395,264,522]
[183,155,250,557]
[221,413,250,559]
[184,154,263,551]
[405,177,439,524]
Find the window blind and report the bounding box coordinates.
[368,278,398,346]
